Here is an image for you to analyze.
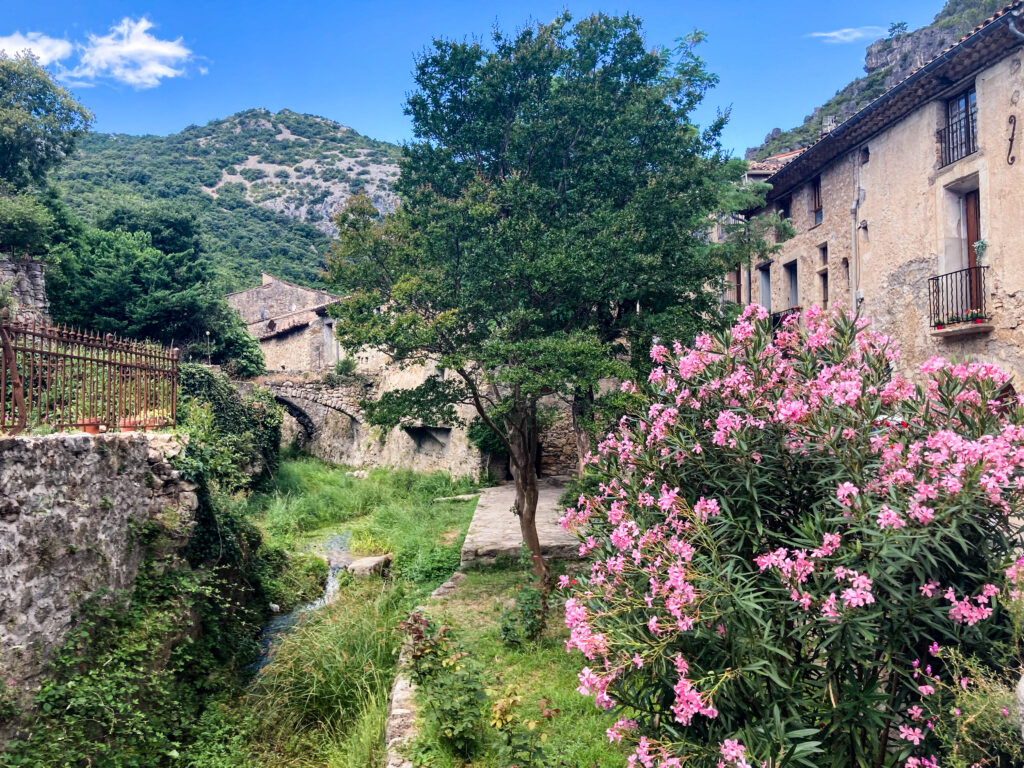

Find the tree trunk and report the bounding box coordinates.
[507,405,550,586]
[571,388,594,477]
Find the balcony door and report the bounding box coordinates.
[965,189,981,310]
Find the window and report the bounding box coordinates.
[758,263,772,313]
[818,243,829,306]
[726,267,742,303]
[940,85,977,167]
[811,177,823,226]
[784,262,798,308]
[784,261,798,308]
[778,197,791,220]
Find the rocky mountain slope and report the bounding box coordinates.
[57,109,402,290]
[748,0,1008,159]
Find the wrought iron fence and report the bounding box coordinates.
[938,114,977,167]
[0,308,178,435]
[928,265,989,329]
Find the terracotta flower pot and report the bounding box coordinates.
[118,417,140,432]
[79,417,102,435]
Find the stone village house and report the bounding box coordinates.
[733,1,1024,382]
[226,273,343,373]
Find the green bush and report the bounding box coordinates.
[176,364,282,491]
[403,611,487,758]
[499,583,548,647]
[334,356,357,376]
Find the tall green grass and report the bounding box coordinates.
[186,583,403,767]
[251,457,479,592]
[184,458,483,767]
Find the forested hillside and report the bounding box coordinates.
[57,109,401,290]
[748,0,1007,159]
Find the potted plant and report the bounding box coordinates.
[78,417,102,435]
[118,416,141,432]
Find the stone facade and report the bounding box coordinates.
[226,273,343,373]
[741,12,1024,382]
[0,257,49,323]
[0,433,197,701]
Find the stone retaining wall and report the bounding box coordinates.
[0,433,197,700]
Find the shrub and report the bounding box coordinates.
[402,612,487,757]
[334,356,357,376]
[560,306,1024,767]
[499,583,548,647]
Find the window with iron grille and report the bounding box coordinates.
[939,86,977,167]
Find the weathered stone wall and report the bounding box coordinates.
[0,433,197,698]
[271,377,486,478]
[0,257,49,323]
[260,316,341,373]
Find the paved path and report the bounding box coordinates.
[460,481,579,567]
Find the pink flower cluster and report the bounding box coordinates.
[560,304,1024,767]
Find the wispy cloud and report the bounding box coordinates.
[807,26,887,44]
[0,31,74,64]
[0,17,199,89]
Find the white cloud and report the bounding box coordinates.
[808,26,887,44]
[0,31,73,64]
[65,17,193,89]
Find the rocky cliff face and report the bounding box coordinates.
[748,0,1006,160]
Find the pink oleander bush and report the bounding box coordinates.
[559,305,1024,768]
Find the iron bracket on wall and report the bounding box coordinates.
[1009,115,1018,166]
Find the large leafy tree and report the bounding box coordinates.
[327,14,756,583]
[0,53,91,191]
[46,205,265,377]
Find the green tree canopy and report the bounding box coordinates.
[0,53,92,191]
[327,13,762,582]
[47,211,264,377]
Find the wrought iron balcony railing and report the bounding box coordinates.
[928,265,989,329]
[938,114,977,168]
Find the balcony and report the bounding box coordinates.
[937,114,977,168]
[928,266,991,337]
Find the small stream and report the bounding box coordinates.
[251,532,351,671]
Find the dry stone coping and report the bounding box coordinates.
[432,493,481,503]
[347,553,393,577]
[384,571,469,767]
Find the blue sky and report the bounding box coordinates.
[1,0,949,156]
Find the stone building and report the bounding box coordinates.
[739,2,1024,380]
[226,273,343,372]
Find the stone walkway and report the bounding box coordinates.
[460,481,579,567]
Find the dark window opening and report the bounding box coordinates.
[811,177,823,226]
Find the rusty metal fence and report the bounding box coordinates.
[0,308,178,436]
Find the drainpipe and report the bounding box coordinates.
[850,154,862,314]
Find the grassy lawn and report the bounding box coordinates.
[410,567,627,768]
[254,455,480,594]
